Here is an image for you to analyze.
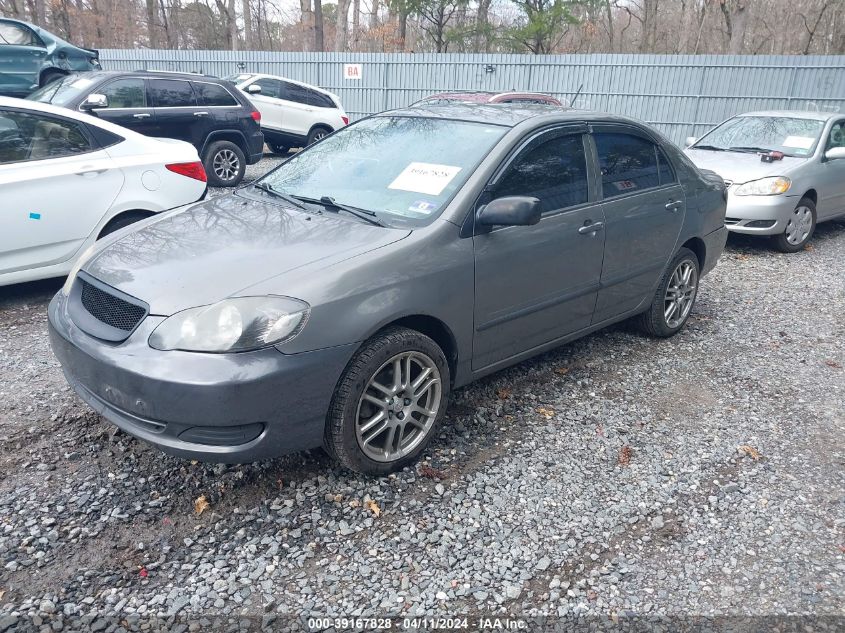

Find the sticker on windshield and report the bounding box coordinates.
[388,162,462,196]
[407,200,437,215]
[782,136,814,149]
[70,78,95,90]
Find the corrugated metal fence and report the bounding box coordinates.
[100,50,845,145]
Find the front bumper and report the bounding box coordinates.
[724,191,799,235]
[48,291,357,462]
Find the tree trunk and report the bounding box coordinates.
[335,0,351,50]
[146,0,159,47]
[242,0,253,49]
[397,8,407,51]
[370,0,379,29]
[604,0,614,53]
[228,0,238,50]
[351,0,360,48]
[300,0,314,51]
[314,0,324,51]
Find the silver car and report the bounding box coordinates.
[685,110,845,252]
[49,105,727,474]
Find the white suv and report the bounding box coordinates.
[229,73,348,154]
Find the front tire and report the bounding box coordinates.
[324,327,451,475]
[637,247,699,338]
[203,141,246,187]
[772,198,816,253]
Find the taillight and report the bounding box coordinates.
[341,116,349,125]
[166,161,207,182]
[251,110,261,123]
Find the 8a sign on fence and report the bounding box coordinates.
[344,64,362,80]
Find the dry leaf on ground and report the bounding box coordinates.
[194,495,210,515]
[738,445,762,460]
[419,465,446,480]
[824,360,842,369]
[554,367,570,375]
[496,387,512,400]
[618,445,633,466]
[536,407,555,419]
[365,499,381,517]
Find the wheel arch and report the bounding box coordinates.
[96,209,156,239]
[368,314,459,385]
[801,189,817,206]
[39,67,67,86]
[307,122,334,138]
[200,130,248,157]
[680,237,706,271]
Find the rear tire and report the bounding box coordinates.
[98,211,153,239]
[39,69,66,87]
[203,140,246,187]
[268,142,289,155]
[324,327,450,475]
[637,247,699,338]
[307,126,331,146]
[772,198,816,253]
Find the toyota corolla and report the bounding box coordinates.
[49,104,727,474]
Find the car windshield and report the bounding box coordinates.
[694,115,825,157]
[26,73,98,106]
[258,116,508,227]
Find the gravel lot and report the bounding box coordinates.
[0,156,843,631]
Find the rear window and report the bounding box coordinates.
[150,79,197,107]
[194,82,238,106]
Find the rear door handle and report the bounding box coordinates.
[666,200,683,211]
[133,113,151,119]
[193,111,209,117]
[578,221,605,235]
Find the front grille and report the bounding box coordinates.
[79,278,146,332]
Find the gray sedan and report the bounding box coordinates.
[49,105,727,474]
[685,110,845,252]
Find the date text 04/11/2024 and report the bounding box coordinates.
[307,617,528,630]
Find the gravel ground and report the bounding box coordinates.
[0,157,843,631]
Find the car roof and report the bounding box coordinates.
[237,73,336,97]
[379,102,646,130]
[735,110,840,121]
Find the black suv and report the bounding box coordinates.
[27,70,264,186]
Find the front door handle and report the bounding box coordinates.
[666,200,683,211]
[193,111,209,117]
[133,113,151,119]
[75,166,107,177]
[578,220,605,235]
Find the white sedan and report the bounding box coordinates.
[0,97,207,286]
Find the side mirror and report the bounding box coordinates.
[477,196,541,227]
[824,147,845,160]
[246,84,262,94]
[81,93,108,110]
[685,136,697,148]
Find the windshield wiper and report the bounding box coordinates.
[727,146,776,154]
[692,144,726,151]
[252,182,306,210]
[293,195,387,227]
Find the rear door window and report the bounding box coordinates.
[282,82,313,106]
[0,22,40,46]
[594,132,661,198]
[194,82,238,106]
[149,79,197,107]
[494,133,589,214]
[657,147,676,185]
[99,78,146,108]
[0,110,93,163]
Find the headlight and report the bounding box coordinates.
[733,176,791,196]
[149,296,309,353]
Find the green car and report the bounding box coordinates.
[0,18,100,98]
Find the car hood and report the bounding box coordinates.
[84,194,410,315]
[684,148,807,184]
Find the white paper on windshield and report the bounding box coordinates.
[388,162,462,196]
[70,78,95,90]
[782,135,815,149]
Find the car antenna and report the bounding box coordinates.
[570,84,583,108]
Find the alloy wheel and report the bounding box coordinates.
[213,149,240,182]
[784,205,813,246]
[355,351,442,463]
[663,260,698,329]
